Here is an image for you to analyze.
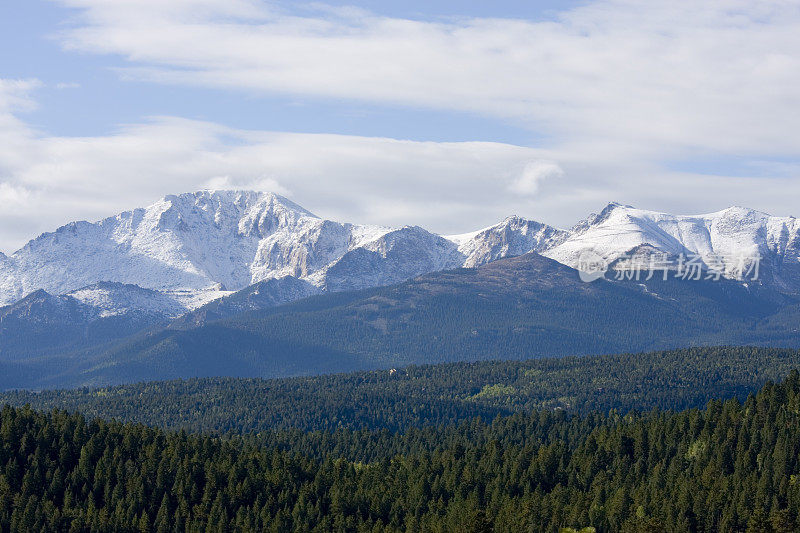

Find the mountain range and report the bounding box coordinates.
[3,249,800,389]
[2,190,799,311]
[2,190,800,388]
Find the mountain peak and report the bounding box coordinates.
[707,205,769,219]
[604,201,633,210]
[601,203,774,221]
[569,202,633,232]
[18,288,53,302]
[158,190,318,219]
[499,215,536,227]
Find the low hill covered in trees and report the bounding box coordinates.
[2,346,799,433]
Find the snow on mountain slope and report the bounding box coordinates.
[0,283,187,323]
[172,276,320,328]
[67,282,188,318]
[1,191,277,304]
[320,226,464,292]
[448,215,569,268]
[249,218,393,282]
[0,191,395,307]
[544,203,800,290]
[0,253,18,306]
[0,289,92,325]
[0,190,564,312]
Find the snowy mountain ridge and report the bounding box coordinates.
[1,192,799,316]
[66,282,189,318]
[543,202,800,290]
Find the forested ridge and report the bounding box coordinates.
[2,346,799,434]
[8,252,800,391]
[1,370,800,531]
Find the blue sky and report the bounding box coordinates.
[1,0,799,252]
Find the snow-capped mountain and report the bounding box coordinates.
[0,191,379,307]
[0,191,319,306]
[320,226,464,293]
[544,202,800,291]
[1,192,799,320]
[0,282,186,325]
[449,215,569,268]
[0,190,566,311]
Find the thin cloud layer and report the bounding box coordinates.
[55,0,800,156]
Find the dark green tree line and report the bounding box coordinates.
[0,371,799,531]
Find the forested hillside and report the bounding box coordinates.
[3,346,799,433]
[95,254,800,385]
[1,370,799,531]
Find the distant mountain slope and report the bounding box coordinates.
[5,252,799,389]
[171,276,319,328]
[0,282,183,360]
[2,192,800,390]
[448,215,569,267]
[67,282,188,318]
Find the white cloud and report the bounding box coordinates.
[0,79,41,113]
[55,82,81,90]
[0,183,32,208]
[53,0,800,158]
[203,175,290,195]
[509,161,564,196]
